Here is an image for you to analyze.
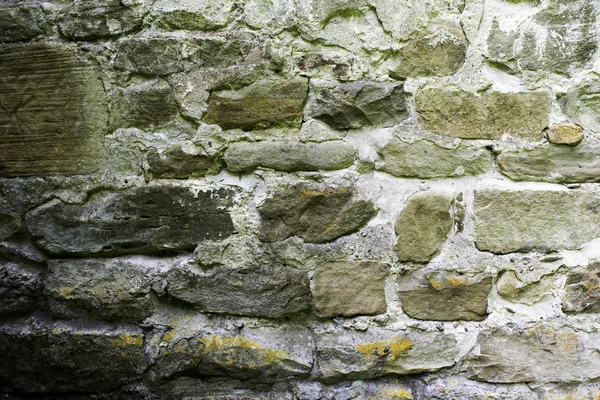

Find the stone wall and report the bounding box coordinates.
[2,0,600,398]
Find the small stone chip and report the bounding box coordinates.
[547,123,584,145]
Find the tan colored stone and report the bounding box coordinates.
[547,123,584,145]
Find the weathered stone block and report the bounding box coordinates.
[394,192,453,263]
[308,81,408,130]
[166,263,311,318]
[397,272,492,321]
[0,3,45,43]
[316,328,458,379]
[547,123,584,145]
[258,183,377,243]
[378,138,490,178]
[148,0,235,31]
[204,78,308,130]
[0,260,43,316]
[563,262,600,314]
[110,80,179,130]
[114,36,184,76]
[474,189,600,254]
[26,186,235,256]
[0,44,107,176]
[418,377,538,400]
[312,261,388,318]
[146,146,220,178]
[0,318,148,392]
[0,206,20,240]
[46,258,162,321]
[496,145,600,183]
[467,325,600,383]
[416,89,550,140]
[224,141,356,172]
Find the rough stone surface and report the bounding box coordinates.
[0,207,21,240]
[204,78,308,130]
[146,146,220,178]
[564,74,600,131]
[26,186,235,256]
[0,3,46,43]
[0,43,107,176]
[474,189,600,254]
[563,262,600,314]
[416,89,551,140]
[547,123,584,145]
[308,81,408,130]
[0,260,44,315]
[312,261,388,318]
[496,145,600,183]
[416,377,537,400]
[378,138,491,178]
[224,140,356,172]
[316,328,458,379]
[0,318,148,393]
[148,0,235,31]
[165,263,311,318]
[467,325,600,383]
[397,271,492,321]
[393,191,453,263]
[258,184,377,244]
[46,258,162,321]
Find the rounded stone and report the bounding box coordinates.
[547,123,584,145]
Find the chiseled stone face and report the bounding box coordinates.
[563,262,600,314]
[0,44,108,176]
[312,261,388,318]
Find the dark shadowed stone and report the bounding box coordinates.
[389,22,467,78]
[224,140,356,172]
[316,327,458,380]
[57,0,146,40]
[110,80,179,130]
[0,318,148,393]
[416,89,550,140]
[0,3,46,43]
[312,261,388,318]
[25,186,235,256]
[496,145,600,183]
[258,184,377,244]
[467,325,600,383]
[0,206,20,240]
[0,43,108,176]
[378,138,491,178]
[474,189,600,254]
[0,260,44,316]
[563,262,600,314]
[204,78,308,130]
[115,36,184,76]
[46,258,163,322]
[146,146,221,178]
[166,263,310,318]
[397,271,492,321]
[394,192,453,263]
[309,81,408,130]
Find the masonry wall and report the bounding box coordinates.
[2,0,600,398]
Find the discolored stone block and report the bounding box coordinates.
[563,262,600,314]
[148,0,235,31]
[0,44,108,176]
[146,146,221,178]
[547,123,584,145]
[166,263,311,318]
[312,261,388,318]
[26,186,235,256]
[258,183,377,244]
[0,260,44,316]
[0,3,46,43]
[204,78,308,130]
[393,192,453,263]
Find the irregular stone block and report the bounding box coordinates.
[418,376,538,400]
[308,81,408,130]
[564,75,600,131]
[146,146,220,178]
[397,271,492,321]
[416,89,550,140]
[115,36,184,76]
[474,189,600,254]
[0,260,44,316]
[467,325,600,383]
[224,141,356,172]
[26,186,235,256]
[157,324,313,381]
[312,261,388,317]
[393,192,453,263]
[258,183,377,244]
[0,318,148,392]
[166,263,311,318]
[57,0,146,40]
[0,3,45,43]
[496,145,600,183]
[110,80,179,130]
[0,207,20,240]
[547,123,584,145]
[0,44,107,176]
[496,270,554,306]
[148,0,235,31]
[316,328,458,379]
[389,22,467,78]
[378,138,490,178]
[563,262,600,314]
[204,78,308,130]
[46,258,164,321]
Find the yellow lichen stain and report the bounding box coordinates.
[198,335,291,368]
[374,386,413,400]
[447,277,469,287]
[356,337,413,360]
[583,272,600,293]
[429,279,445,290]
[59,287,75,297]
[390,389,413,400]
[556,332,580,356]
[300,187,347,197]
[321,224,335,235]
[111,334,143,348]
[428,276,469,290]
[161,330,177,344]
